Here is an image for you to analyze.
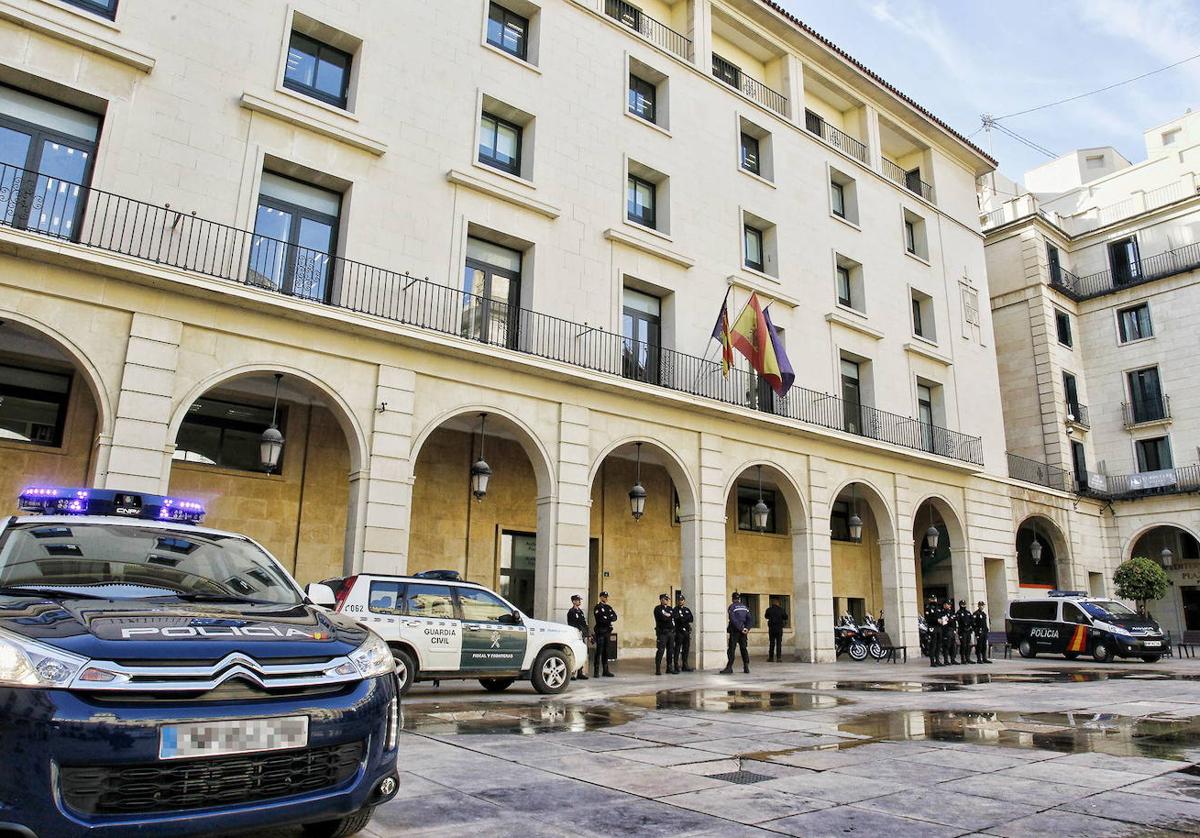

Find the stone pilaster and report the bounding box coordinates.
[802,456,835,662]
[694,432,727,668]
[547,403,591,623]
[360,365,416,574]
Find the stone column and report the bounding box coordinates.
[103,313,180,493]
[864,104,883,172]
[547,404,591,623]
[892,477,921,650]
[360,365,416,575]
[693,432,727,668]
[805,456,835,662]
[688,0,712,71]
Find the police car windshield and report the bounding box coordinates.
[0,522,302,605]
[1079,600,1137,620]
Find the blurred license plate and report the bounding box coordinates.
[1143,640,1161,647]
[159,716,308,760]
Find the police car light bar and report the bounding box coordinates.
[18,487,206,524]
[1047,590,1088,598]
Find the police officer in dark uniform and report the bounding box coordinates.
[653,594,677,675]
[941,600,957,665]
[973,600,992,663]
[673,593,694,672]
[924,595,943,667]
[764,597,788,662]
[956,599,974,665]
[592,592,617,677]
[566,594,590,680]
[720,592,752,674]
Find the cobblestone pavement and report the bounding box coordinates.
[233,656,1200,837]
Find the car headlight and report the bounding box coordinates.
[0,628,88,688]
[348,631,395,679]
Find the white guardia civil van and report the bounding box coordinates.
[322,571,587,695]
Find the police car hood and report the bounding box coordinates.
[1097,615,1161,633]
[0,594,367,661]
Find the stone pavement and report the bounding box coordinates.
[236,656,1200,837]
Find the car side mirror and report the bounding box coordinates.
[305,583,337,609]
[498,609,522,625]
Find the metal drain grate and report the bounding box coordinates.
[708,770,774,785]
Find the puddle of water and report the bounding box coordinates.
[837,709,1200,760]
[787,680,964,693]
[787,669,1188,692]
[618,689,846,713]
[401,700,639,735]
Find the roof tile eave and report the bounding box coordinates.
[756,0,998,170]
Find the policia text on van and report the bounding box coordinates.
[1006,591,1166,663]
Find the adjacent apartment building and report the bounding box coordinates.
[982,110,1200,637]
[0,0,1096,663]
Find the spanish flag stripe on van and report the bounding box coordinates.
[1068,624,1087,653]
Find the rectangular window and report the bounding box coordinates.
[1063,372,1079,415]
[831,181,845,218]
[743,224,764,271]
[830,500,854,542]
[912,297,924,337]
[462,236,522,348]
[1071,440,1088,491]
[622,288,661,384]
[1046,243,1062,285]
[0,85,100,240]
[479,112,522,175]
[911,292,935,340]
[736,486,777,533]
[626,174,656,229]
[904,220,917,254]
[59,0,117,18]
[367,581,406,614]
[249,172,341,302]
[1118,303,1152,342]
[739,593,761,629]
[1163,128,1181,146]
[628,74,656,123]
[1108,236,1141,286]
[740,132,760,175]
[903,209,928,259]
[1127,367,1165,423]
[1055,309,1072,347]
[836,265,852,307]
[284,32,351,109]
[0,363,71,447]
[487,3,529,60]
[1135,436,1173,472]
[173,397,288,473]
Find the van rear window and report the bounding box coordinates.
[1010,601,1058,621]
[368,581,405,614]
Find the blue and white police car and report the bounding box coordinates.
[0,487,399,838]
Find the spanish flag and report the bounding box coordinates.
[710,289,734,376]
[730,293,795,397]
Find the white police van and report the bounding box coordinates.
[1006,590,1166,663]
[321,571,587,695]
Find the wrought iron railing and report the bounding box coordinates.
[1123,395,1171,428]
[882,157,935,203]
[1077,464,1200,501]
[804,110,869,166]
[1050,240,1200,301]
[0,160,985,465]
[711,53,788,117]
[1065,401,1089,429]
[603,0,692,61]
[1007,453,1069,492]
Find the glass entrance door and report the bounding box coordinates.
[499,530,536,616]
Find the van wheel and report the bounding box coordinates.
[1064,651,1079,660]
[1018,639,1036,658]
[1141,654,1162,663]
[480,677,516,692]
[391,647,416,695]
[531,649,570,694]
[1092,641,1113,663]
[302,805,374,837]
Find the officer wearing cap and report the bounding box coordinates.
[973,600,992,663]
[673,593,694,672]
[941,600,957,665]
[592,592,617,677]
[567,594,590,680]
[719,592,752,674]
[956,599,974,665]
[923,594,942,667]
[653,594,677,675]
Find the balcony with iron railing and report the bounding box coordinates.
[1065,400,1090,429]
[1006,452,1070,492]
[882,157,935,204]
[0,160,985,466]
[711,53,788,117]
[804,110,869,166]
[1076,464,1200,501]
[603,0,692,61]
[1123,394,1171,428]
[1049,241,1200,301]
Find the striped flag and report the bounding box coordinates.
[730,292,795,397]
[710,289,734,376]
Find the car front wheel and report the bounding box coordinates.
[531,648,570,694]
[1093,641,1113,663]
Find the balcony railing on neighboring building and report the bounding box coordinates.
[882,157,935,203]
[1123,395,1171,428]
[711,53,788,117]
[603,0,692,61]
[1051,241,1200,301]
[1007,452,1070,492]
[0,160,985,466]
[803,110,869,166]
[1065,401,1089,429]
[1077,465,1200,501]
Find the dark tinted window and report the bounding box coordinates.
[60,0,117,19]
[406,583,455,618]
[1118,304,1152,342]
[0,363,70,447]
[736,486,777,533]
[1055,310,1072,346]
[628,74,656,123]
[368,580,405,614]
[487,3,529,60]
[284,32,351,109]
[740,133,760,174]
[1010,601,1058,621]
[456,587,513,622]
[173,397,286,474]
[1062,602,1088,624]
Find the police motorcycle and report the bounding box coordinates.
[834,615,869,661]
[857,614,886,660]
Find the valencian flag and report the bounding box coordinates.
[730,292,795,397]
[710,289,735,376]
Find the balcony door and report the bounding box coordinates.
[1109,236,1141,286]
[1071,440,1088,492]
[0,86,99,239]
[621,288,661,384]
[462,236,522,349]
[1063,372,1080,417]
[841,358,862,434]
[917,382,934,452]
[249,173,341,303]
[1127,367,1164,423]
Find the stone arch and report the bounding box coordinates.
[1015,514,1069,589]
[910,493,968,606]
[589,434,699,518]
[1123,521,1200,560]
